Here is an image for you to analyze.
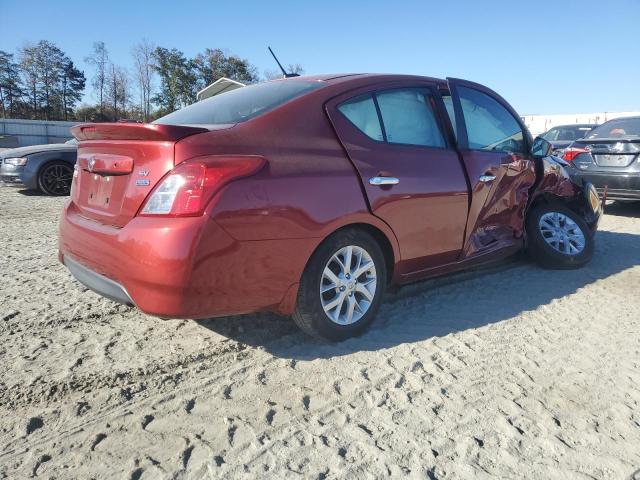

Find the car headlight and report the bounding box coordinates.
[587,183,600,212]
[4,157,28,166]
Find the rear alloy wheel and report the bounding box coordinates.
[293,230,386,341]
[38,161,73,196]
[526,202,594,269]
[320,245,377,325]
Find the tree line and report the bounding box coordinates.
[0,40,303,123]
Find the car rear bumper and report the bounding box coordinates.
[58,200,314,318]
[570,170,640,200]
[64,254,134,306]
[599,188,640,201]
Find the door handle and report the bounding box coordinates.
[479,174,496,183]
[369,176,400,186]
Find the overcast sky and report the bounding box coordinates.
[1,0,639,115]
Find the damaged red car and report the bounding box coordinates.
[59,74,602,340]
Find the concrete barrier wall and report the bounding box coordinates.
[0,118,77,147]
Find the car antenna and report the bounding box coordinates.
[268,46,300,78]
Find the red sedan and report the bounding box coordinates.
[59,74,601,340]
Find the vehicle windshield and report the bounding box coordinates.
[586,118,640,140]
[153,80,324,126]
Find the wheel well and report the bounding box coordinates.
[528,192,583,217]
[38,159,69,172]
[329,223,395,284]
[528,192,554,212]
[36,159,72,182]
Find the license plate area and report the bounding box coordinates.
[86,173,117,209]
[594,154,633,167]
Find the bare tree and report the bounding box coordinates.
[132,39,155,122]
[117,67,132,118]
[106,63,119,119]
[85,41,109,118]
[264,63,305,80]
[105,63,132,120]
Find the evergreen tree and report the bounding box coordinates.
[0,50,24,118]
[151,47,197,115]
[193,48,259,89]
[60,58,86,120]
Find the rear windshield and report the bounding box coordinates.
[542,126,593,141]
[153,80,323,126]
[586,117,640,139]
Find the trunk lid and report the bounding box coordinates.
[70,123,208,227]
[574,138,640,169]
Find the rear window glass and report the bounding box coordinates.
[338,94,384,142]
[586,118,640,139]
[337,88,446,148]
[542,126,594,141]
[376,89,445,147]
[154,80,323,126]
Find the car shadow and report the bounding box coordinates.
[195,230,640,360]
[15,188,46,196]
[605,201,640,219]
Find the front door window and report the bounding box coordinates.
[457,85,525,154]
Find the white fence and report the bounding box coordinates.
[521,111,640,137]
[0,118,77,148]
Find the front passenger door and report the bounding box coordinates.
[447,78,537,258]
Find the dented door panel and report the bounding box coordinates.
[461,151,537,257]
[446,78,538,259]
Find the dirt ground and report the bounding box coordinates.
[1,186,639,479]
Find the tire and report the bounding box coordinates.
[293,229,387,341]
[38,161,73,196]
[526,201,594,269]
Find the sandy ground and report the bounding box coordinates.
[1,186,639,480]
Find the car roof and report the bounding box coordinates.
[286,73,448,86]
[551,124,597,128]
[598,116,640,124]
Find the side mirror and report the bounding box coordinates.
[531,136,553,157]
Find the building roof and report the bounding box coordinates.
[196,77,246,101]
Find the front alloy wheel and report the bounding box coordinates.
[526,202,594,269]
[538,212,586,255]
[38,161,73,196]
[294,230,386,341]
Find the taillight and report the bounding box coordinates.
[139,156,265,217]
[563,147,589,162]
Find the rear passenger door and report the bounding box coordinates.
[446,78,537,258]
[326,82,469,274]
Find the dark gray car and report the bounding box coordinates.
[564,116,640,201]
[0,139,77,195]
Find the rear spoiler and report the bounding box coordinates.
[71,123,209,142]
